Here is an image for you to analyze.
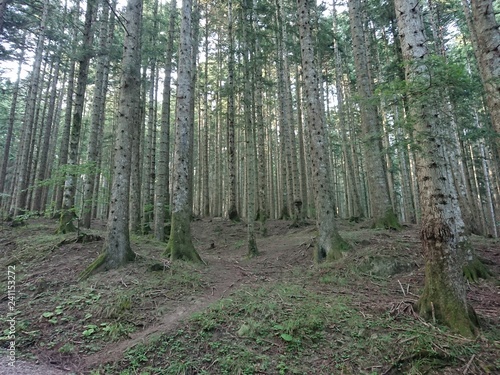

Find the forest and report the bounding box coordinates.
[0,0,499,373]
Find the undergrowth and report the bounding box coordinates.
[97,282,495,375]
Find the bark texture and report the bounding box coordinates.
[468,0,500,141]
[394,0,477,336]
[154,0,176,241]
[165,0,202,263]
[226,0,239,221]
[81,0,143,278]
[348,0,397,228]
[297,0,349,261]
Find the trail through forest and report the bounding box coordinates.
[0,218,499,374]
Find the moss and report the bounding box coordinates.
[79,252,107,281]
[373,209,401,231]
[79,240,136,280]
[57,211,77,234]
[417,262,479,338]
[463,257,490,282]
[315,232,350,262]
[247,237,259,258]
[166,211,203,263]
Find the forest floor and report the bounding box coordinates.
[0,217,499,375]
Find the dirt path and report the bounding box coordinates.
[81,258,247,371]
[80,222,314,372]
[0,219,314,374]
[0,352,70,375]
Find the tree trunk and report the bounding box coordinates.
[12,0,49,217]
[165,0,202,263]
[297,0,349,261]
[0,47,24,208]
[226,0,239,221]
[81,0,143,279]
[32,56,61,213]
[242,0,258,257]
[82,0,115,229]
[154,0,176,241]
[54,11,78,213]
[394,0,478,337]
[58,0,97,233]
[348,0,398,229]
[465,0,500,147]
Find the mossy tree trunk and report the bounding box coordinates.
[165,0,202,263]
[394,0,477,337]
[81,0,143,278]
[297,0,349,262]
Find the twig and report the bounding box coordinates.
[399,335,417,344]
[120,278,128,287]
[463,354,475,374]
[398,279,406,296]
[431,301,436,324]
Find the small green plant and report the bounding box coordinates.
[234,239,245,249]
[59,343,75,354]
[102,322,132,341]
[41,305,64,324]
[83,324,99,337]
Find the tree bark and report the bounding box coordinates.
[348,0,398,229]
[226,0,239,221]
[0,47,24,207]
[394,0,478,336]
[58,0,97,233]
[165,0,202,262]
[81,0,143,279]
[297,0,349,261]
[154,0,176,241]
[82,0,115,229]
[12,0,49,216]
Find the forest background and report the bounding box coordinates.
[0,0,500,372]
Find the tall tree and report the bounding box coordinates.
[464,0,500,145]
[11,0,49,217]
[82,0,115,229]
[394,0,478,336]
[32,54,61,213]
[58,0,97,233]
[226,0,239,221]
[348,0,398,228]
[54,0,80,214]
[0,46,24,205]
[297,0,349,261]
[242,0,258,256]
[165,0,202,262]
[154,0,177,241]
[81,0,143,277]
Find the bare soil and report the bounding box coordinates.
[0,217,499,374]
